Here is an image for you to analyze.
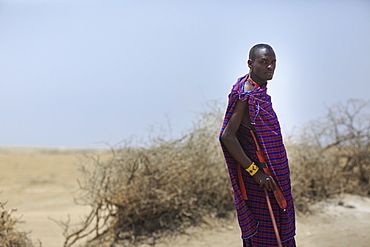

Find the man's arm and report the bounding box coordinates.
[220,99,276,191]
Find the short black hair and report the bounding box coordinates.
[249,44,274,61]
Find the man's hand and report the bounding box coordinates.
[252,170,276,191]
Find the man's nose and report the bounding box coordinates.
[267,63,274,69]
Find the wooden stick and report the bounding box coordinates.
[264,188,283,247]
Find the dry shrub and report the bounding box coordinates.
[288,99,370,212]
[60,102,233,247]
[0,202,36,247]
[61,99,370,246]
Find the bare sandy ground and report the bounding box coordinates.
[0,146,369,247]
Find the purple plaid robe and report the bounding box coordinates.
[219,74,296,246]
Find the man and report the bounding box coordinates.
[219,44,296,246]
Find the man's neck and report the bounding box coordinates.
[249,72,267,87]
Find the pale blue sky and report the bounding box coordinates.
[0,0,369,147]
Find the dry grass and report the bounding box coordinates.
[57,99,370,246]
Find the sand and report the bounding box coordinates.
[0,146,369,247]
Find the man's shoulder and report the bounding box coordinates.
[244,82,254,92]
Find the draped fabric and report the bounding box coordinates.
[219,74,296,246]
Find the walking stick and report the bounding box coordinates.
[264,188,283,247]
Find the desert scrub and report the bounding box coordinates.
[59,102,233,247]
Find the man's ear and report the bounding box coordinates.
[247,59,253,69]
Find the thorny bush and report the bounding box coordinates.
[59,103,233,247]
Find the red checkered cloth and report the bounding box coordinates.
[220,74,296,246]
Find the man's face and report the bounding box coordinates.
[248,48,276,83]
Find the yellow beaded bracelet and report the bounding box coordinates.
[245,162,259,176]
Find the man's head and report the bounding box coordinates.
[247,44,276,85]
